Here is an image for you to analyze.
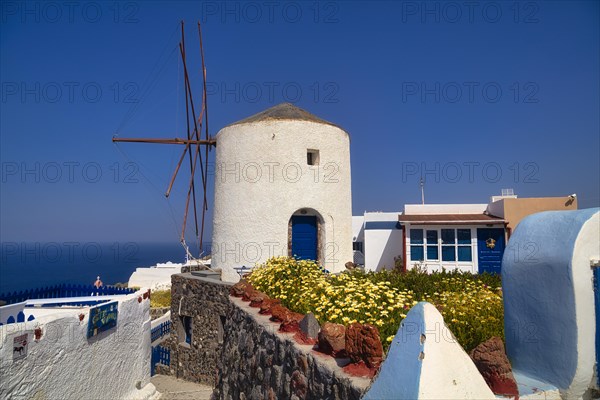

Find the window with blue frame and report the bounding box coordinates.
[457,229,472,261]
[410,229,424,261]
[426,230,439,260]
[441,229,456,261]
[410,228,472,263]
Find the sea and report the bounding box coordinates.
[0,242,206,295]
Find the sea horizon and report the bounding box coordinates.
[0,241,211,294]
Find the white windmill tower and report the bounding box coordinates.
[212,103,353,282]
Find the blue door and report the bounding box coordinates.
[477,228,505,274]
[291,216,318,261]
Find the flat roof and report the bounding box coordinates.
[398,213,505,225]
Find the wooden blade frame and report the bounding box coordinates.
[111,20,215,258]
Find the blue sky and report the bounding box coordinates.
[1,1,598,245]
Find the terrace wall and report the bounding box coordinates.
[163,273,369,399]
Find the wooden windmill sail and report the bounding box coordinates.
[113,21,215,259]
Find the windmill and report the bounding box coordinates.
[112,21,215,263]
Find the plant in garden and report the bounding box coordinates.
[247,256,503,352]
[150,289,171,308]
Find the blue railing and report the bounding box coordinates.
[0,284,135,305]
[151,345,170,376]
[151,320,171,342]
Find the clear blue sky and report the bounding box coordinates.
[1,1,598,245]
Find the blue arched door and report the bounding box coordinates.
[291,216,318,261]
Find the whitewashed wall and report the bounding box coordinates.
[0,291,154,400]
[364,229,403,271]
[404,204,488,215]
[212,119,353,282]
[128,262,183,290]
[362,212,404,272]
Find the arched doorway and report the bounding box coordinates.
[288,209,323,263]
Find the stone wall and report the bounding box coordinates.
[164,273,370,399]
[150,307,170,320]
[160,273,233,386]
[213,297,369,400]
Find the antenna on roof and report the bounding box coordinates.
[420,176,425,205]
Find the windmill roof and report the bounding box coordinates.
[225,103,344,130]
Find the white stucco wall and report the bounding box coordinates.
[212,119,353,282]
[128,262,183,290]
[566,211,599,398]
[361,212,404,272]
[364,229,403,271]
[486,199,505,218]
[351,216,364,242]
[0,291,153,400]
[404,204,488,215]
[0,302,26,325]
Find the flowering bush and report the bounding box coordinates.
[150,289,171,308]
[247,257,503,352]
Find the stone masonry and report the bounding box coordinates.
[160,273,233,386]
[161,273,370,399]
[213,297,369,400]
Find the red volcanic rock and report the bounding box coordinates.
[249,291,269,307]
[270,304,303,332]
[270,304,290,322]
[280,312,304,333]
[259,298,281,315]
[469,336,519,397]
[343,360,378,379]
[317,322,346,357]
[230,280,252,297]
[280,318,301,333]
[293,330,318,346]
[241,286,260,302]
[345,323,383,369]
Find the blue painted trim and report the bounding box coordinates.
[25,299,111,307]
[151,345,171,376]
[364,221,402,230]
[0,284,135,305]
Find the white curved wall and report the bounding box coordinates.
[0,291,153,400]
[212,119,353,282]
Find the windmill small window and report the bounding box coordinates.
[307,149,319,166]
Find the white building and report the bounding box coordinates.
[211,103,353,282]
[128,261,184,290]
[399,203,506,274]
[0,290,157,400]
[352,212,404,272]
[353,192,578,274]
